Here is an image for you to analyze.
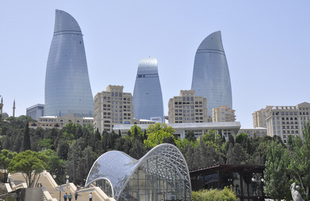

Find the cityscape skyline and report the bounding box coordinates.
[1,1,310,127]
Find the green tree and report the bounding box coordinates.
[57,140,69,160]
[264,141,290,201]
[39,139,53,150]
[130,125,145,143]
[287,122,310,199]
[23,122,31,151]
[235,132,248,144]
[226,143,249,165]
[129,140,146,159]
[8,150,46,187]
[0,149,17,170]
[66,140,82,184]
[144,123,175,148]
[40,149,65,182]
[185,131,196,142]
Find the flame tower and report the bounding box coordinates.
[133,57,164,122]
[45,10,94,117]
[191,31,232,116]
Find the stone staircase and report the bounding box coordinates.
[8,171,115,201]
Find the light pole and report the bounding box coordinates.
[66,175,69,186]
[53,175,61,201]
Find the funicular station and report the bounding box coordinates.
[85,144,192,201]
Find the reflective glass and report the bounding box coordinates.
[85,144,191,201]
[133,58,164,122]
[191,31,232,116]
[45,10,94,117]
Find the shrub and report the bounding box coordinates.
[192,186,237,201]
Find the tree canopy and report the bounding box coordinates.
[8,150,46,187]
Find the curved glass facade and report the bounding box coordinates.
[85,144,192,201]
[45,10,94,117]
[133,58,164,122]
[191,31,232,117]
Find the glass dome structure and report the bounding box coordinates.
[85,144,192,201]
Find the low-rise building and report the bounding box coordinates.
[29,114,93,129]
[237,127,267,138]
[113,122,241,139]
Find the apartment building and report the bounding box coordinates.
[168,90,208,123]
[212,106,236,122]
[265,102,310,143]
[252,108,267,128]
[94,85,133,133]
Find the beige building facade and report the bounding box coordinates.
[237,128,267,138]
[168,90,208,123]
[212,106,236,122]
[265,102,310,143]
[252,108,267,128]
[29,114,93,129]
[94,85,133,133]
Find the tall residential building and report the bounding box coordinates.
[94,85,133,133]
[191,31,232,117]
[212,106,236,122]
[252,108,267,128]
[26,104,45,120]
[45,10,94,117]
[168,90,208,123]
[265,102,310,143]
[133,57,164,122]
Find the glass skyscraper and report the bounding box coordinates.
[191,31,232,117]
[133,57,164,122]
[45,10,94,117]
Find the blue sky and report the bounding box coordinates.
[1,1,310,127]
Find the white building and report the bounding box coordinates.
[113,122,241,140]
[237,128,267,138]
[265,102,310,143]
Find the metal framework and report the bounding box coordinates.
[85,144,192,201]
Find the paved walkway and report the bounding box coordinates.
[9,172,114,201]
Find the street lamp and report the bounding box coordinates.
[53,175,61,201]
[66,175,70,188]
